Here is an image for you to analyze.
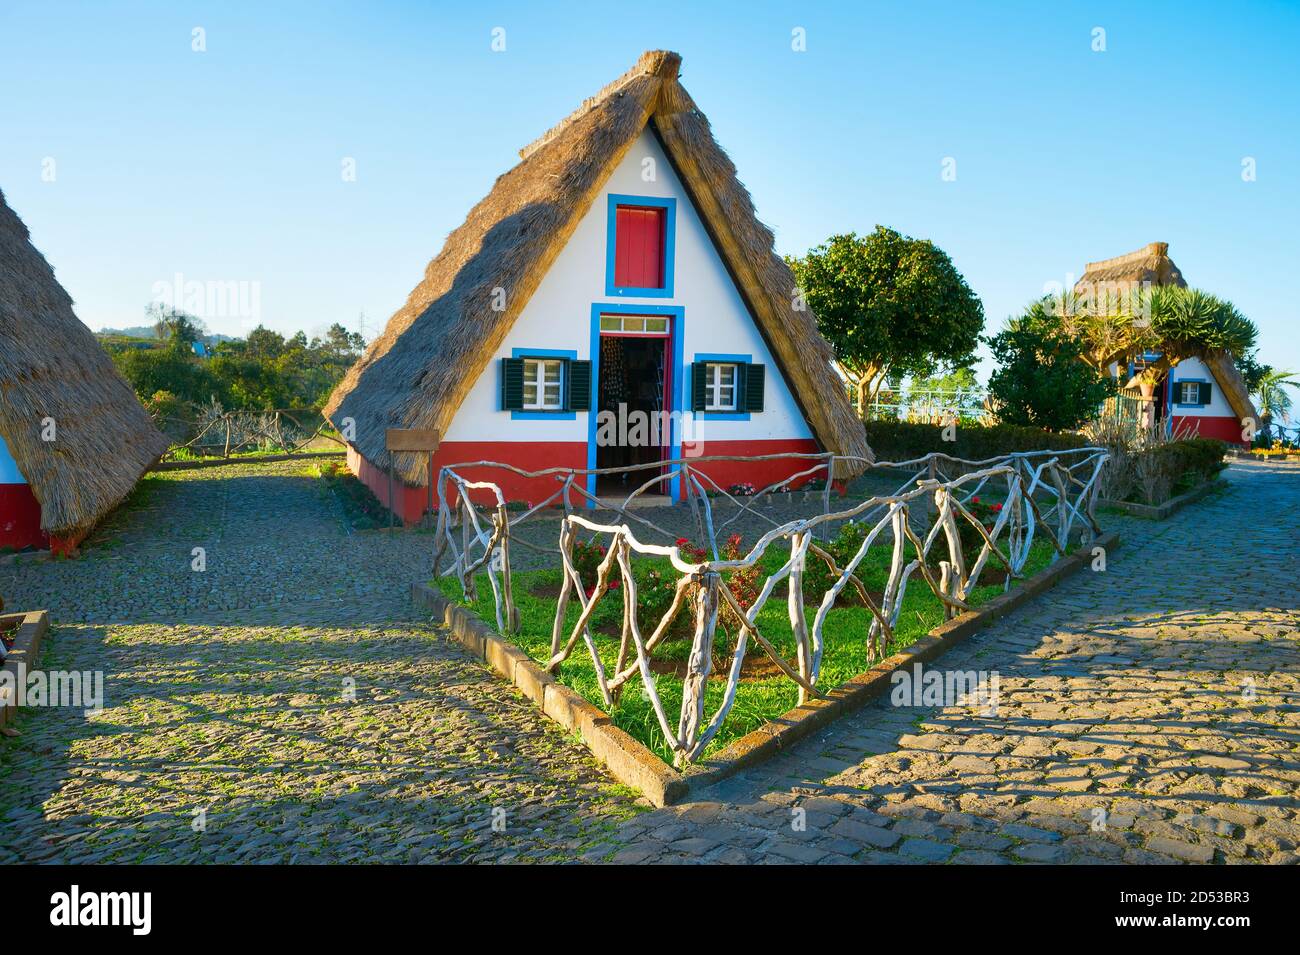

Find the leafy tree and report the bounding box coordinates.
[986,323,1115,431]
[788,227,985,416]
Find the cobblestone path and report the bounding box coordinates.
[589,460,1300,865]
[1,463,638,863]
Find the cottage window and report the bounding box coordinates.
[704,363,738,411]
[523,359,564,410]
[1179,381,1200,405]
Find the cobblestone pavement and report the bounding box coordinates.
[588,460,1300,864]
[0,463,639,864]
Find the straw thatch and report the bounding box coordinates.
[1074,241,1186,293]
[325,50,871,484]
[1075,241,1257,424]
[0,188,168,540]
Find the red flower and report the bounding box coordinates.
[972,496,980,504]
[675,537,690,547]
[609,579,620,590]
[992,503,1003,512]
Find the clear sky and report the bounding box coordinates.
[2,0,1296,380]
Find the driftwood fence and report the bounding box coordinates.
[158,409,343,461]
[430,448,1108,764]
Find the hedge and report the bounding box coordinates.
[861,419,1091,464]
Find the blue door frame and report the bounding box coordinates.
[587,302,685,502]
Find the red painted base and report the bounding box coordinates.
[0,483,46,551]
[347,437,829,523]
[1172,415,1248,447]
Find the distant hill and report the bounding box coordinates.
[97,325,161,339]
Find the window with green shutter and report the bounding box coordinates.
[690,359,766,413]
[501,355,590,413]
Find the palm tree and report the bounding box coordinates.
[1254,368,1300,444]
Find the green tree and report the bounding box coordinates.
[1255,369,1299,424]
[987,323,1114,431]
[788,227,985,416]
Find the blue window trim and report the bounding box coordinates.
[1171,377,1209,409]
[692,352,752,420]
[605,194,676,298]
[587,303,685,503]
[509,347,578,420]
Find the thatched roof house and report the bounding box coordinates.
[1075,241,1257,444]
[325,50,869,515]
[0,188,168,552]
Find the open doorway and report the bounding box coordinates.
[596,326,670,497]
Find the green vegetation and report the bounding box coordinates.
[860,419,1092,463]
[101,305,365,417]
[787,227,985,417]
[987,321,1116,431]
[435,532,1056,763]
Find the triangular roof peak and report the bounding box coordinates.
[520,51,681,161]
[326,51,869,483]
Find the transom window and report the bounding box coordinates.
[523,358,563,410]
[1178,381,1200,404]
[704,363,738,411]
[599,314,669,334]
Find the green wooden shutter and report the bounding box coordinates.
[566,359,592,411]
[743,363,765,412]
[691,362,707,412]
[501,357,524,410]
[1199,381,1212,405]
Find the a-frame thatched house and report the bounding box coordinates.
[325,50,870,517]
[1075,242,1257,446]
[1,189,169,553]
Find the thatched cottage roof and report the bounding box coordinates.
[1074,241,1186,293]
[1075,241,1258,425]
[325,50,871,483]
[0,188,168,539]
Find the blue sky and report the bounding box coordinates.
[2,0,1297,381]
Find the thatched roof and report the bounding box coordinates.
[325,50,871,483]
[1203,352,1259,426]
[1075,241,1258,425]
[1074,241,1186,294]
[0,188,168,538]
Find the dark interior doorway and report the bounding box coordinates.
[596,334,668,495]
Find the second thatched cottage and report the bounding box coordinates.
[1074,242,1257,446]
[1,189,168,554]
[325,51,869,517]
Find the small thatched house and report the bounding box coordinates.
[325,50,870,516]
[1,189,168,553]
[1074,242,1257,447]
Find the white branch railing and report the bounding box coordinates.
[429,448,1108,764]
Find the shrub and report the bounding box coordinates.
[861,419,1090,463]
[987,325,1116,430]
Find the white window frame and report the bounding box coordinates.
[522,358,564,410]
[1178,381,1201,405]
[704,362,739,412]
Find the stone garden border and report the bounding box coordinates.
[0,610,51,731]
[412,530,1120,807]
[1099,478,1223,521]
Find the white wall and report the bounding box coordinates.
[1169,357,1235,418]
[444,128,813,444]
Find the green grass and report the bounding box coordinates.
[435,535,1056,764]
